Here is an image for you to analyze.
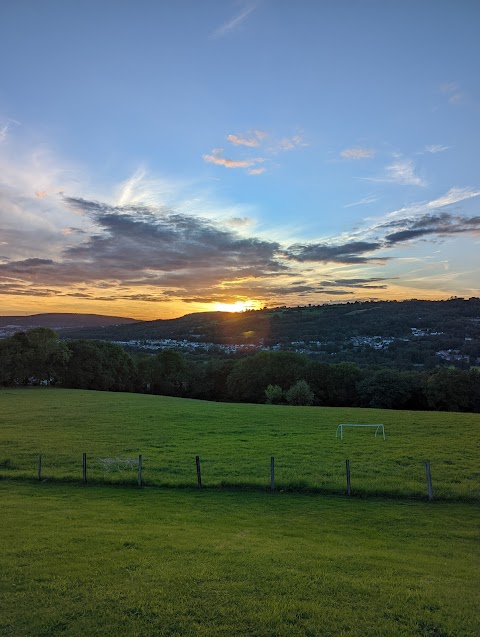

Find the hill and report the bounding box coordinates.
[56,299,480,370]
[60,298,480,343]
[0,312,139,331]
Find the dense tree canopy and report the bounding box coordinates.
[0,329,479,413]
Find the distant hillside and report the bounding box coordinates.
[60,298,480,345]
[0,313,139,330]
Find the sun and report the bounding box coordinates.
[214,301,258,313]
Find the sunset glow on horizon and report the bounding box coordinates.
[1,2,479,319]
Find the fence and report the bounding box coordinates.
[1,452,443,501]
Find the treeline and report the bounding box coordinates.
[1,328,479,412]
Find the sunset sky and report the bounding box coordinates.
[1,0,479,319]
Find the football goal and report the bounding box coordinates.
[335,423,386,440]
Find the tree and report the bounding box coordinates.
[63,340,135,391]
[425,368,480,412]
[0,329,70,386]
[151,350,189,396]
[226,351,309,403]
[264,384,283,404]
[357,369,419,410]
[285,380,314,406]
[25,328,71,384]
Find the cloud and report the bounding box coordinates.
[0,197,287,297]
[425,144,449,154]
[62,226,87,235]
[287,240,385,264]
[203,152,266,169]
[344,193,378,208]
[274,135,308,152]
[227,130,266,147]
[385,159,425,186]
[340,147,375,160]
[383,187,480,221]
[204,131,307,175]
[357,157,425,187]
[211,3,256,39]
[440,82,465,105]
[319,277,391,290]
[384,212,480,245]
[225,216,255,228]
[0,124,9,143]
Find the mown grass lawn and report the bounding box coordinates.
[1,388,479,500]
[1,481,479,637]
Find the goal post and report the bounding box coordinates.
[336,424,385,440]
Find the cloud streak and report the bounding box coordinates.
[203,152,266,169]
[211,3,256,39]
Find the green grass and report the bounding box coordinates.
[1,389,479,635]
[1,388,479,500]
[1,482,478,637]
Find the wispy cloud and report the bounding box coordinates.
[425,144,449,154]
[383,187,480,220]
[440,82,465,105]
[227,130,266,147]
[203,151,266,169]
[385,159,425,186]
[0,118,20,143]
[204,130,307,175]
[0,123,9,143]
[226,217,255,228]
[344,193,378,208]
[211,2,257,39]
[360,158,425,187]
[340,146,375,160]
[273,135,308,152]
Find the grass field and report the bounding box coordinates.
[1,482,479,637]
[1,388,479,500]
[1,389,479,636]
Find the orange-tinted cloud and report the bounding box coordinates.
[227,130,267,147]
[203,152,265,169]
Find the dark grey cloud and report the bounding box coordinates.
[286,241,385,264]
[319,277,390,289]
[384,212,480,244]
[3,193,476,306]
[63,197,285,277]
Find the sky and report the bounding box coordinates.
[0,0,479,319]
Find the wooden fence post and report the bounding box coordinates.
[38,454,42,481]
[270,456,275,491]
[195,455,202,488]
[346,459,351,496]
[82,452,87,484]
[137,454,143,487]
[424,461,433,501]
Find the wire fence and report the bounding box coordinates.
[1,451,478,502]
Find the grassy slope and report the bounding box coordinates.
[1,388,479,500]
[1,482,479,637]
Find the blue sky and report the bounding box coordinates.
[0,0,479,318]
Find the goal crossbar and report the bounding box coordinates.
[336,424,385,440]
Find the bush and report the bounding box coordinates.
[286,380,314,406]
